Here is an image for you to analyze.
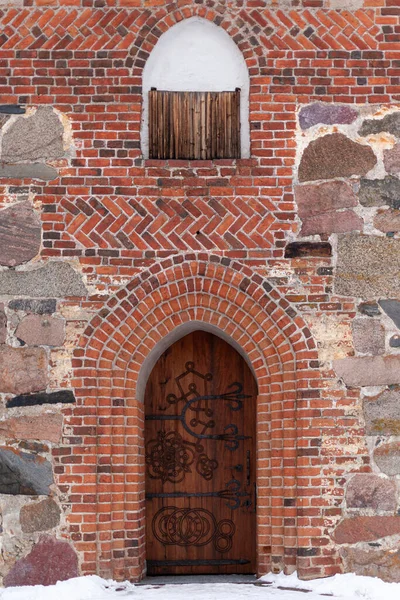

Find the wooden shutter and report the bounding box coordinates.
[148,89,241,160]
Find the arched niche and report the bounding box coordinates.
[141,17,250,159]
[144,329,258,575]
[136,320,257,404]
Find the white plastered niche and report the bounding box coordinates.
[141,17,250,159]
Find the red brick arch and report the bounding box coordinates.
[65,255,336,582]
[126,3,266,75]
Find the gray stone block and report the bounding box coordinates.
[0,163,58,181]
[335,234,400,298]
[0,447,53,495]
[358,302,381,317]
[374,442,400,476]
[379,300,400,329]
[341,547,400,583]
[359,112,400,138]
[333,355,400,387]
[352,318,385,355]
[8,299,56,314]
[0,105,24,114]
[2,107,64,163]
[0,303,6,343]
[0,0,23,7]
[0,262,87,298]
[358,176,400,209]
[390,335,400,348]
[20,498,61,533]
[364,388,400,435]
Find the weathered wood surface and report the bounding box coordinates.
[149,90,241,160]
[145,331,256,575]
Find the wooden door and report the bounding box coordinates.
[145,331,257,575]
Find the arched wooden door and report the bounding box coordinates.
[145,330,257,575]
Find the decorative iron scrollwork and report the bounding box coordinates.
[152,506,235,553]
[146,477,251,510]
[146,361,251,451]
[145,430,218,484]
[165,361,213,408]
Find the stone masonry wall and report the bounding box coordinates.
[0,0,400,588]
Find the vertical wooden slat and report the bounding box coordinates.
[235,88,241,158]
[213,93,219,159]
[225,92,228,158]
[155,89,159,159]
[148,89,241,160]
[190,93,195,160]
[225,92,231,159]
[173,93,178,159]
[223,91,228,158]
[209,92,214,159]
[194,92,201,160]
[218,94,226,158]
[219,92,223,159]
[149,89,152,159]
[162,91,166,159]
[155,88,160,159]
[158,90,162,159]
[231,89,236,158]
[154,89,159,159]
[188,92,193,160]
[230,89,236,158]
[200,92,206,160]
[179,92,183,160]
[185,92,190,159]
[159,90,162,159]
[182,92,187,159]
[213,92,218,159]
[206,92,211,160]
[168,90,173,159]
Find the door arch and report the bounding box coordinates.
[144,330,258,575]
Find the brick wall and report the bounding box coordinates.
[1,0,400,587]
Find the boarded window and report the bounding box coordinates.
[148,89,241,160]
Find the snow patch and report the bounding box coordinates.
[261,571,400,600]
[0,575,136,600]
[2,572,400,600]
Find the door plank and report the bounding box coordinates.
[145,331,257,575]
[148,91,241,160]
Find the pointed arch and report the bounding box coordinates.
[140,17,250,158]
[62,255,333,581]
[126,3,266,76]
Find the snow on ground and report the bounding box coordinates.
[1,571,400,600]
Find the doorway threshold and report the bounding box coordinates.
[138,574,259,585]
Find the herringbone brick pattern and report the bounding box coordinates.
[246,8,381,51]
[61,196,278,250]
[0,8,383,52]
